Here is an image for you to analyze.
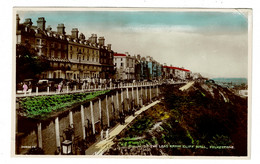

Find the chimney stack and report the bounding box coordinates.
[16,14,20,31]
[24,18,33,27]
[79,33,85,41]
[107,44,111,51]
[37,17,46,31]
[71,28,79,39]
[57,24,65,35]
[46,25,52,32]
[98,37,105,46]
[90,34,97,44]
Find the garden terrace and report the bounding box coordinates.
[17,90,111,120]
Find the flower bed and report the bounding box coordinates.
[18,90,110,119]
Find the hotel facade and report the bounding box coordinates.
[16,15,115,82]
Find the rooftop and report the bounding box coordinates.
[163,66,190,72]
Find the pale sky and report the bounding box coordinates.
[17,9,249,78]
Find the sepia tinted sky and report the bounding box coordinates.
[17,9,249,78]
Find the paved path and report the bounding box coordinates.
[179,81,194,91]
[16,82,187,98]
[85,100,161,155]
[16,83,160,98]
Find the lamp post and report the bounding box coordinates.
[78,49,82,86]
[61,140,73,155]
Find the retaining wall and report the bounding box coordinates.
[16,85,161,155]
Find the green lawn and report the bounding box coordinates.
[18,90,110,119]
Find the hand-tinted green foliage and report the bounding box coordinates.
[16,44,50,83]
[161,83,247,156]
[19,90,110,118]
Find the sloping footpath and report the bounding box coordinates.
[179,81,194,91]
[85,100,161,155]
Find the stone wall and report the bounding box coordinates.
[16,85,161,155]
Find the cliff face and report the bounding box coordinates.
[105,82,248,156]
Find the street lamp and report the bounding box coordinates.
[61,140,73,155]
[78,49,82,84]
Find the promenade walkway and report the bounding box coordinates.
[85,100,160,155]
[16,81,186,98]
[16,82,161,98]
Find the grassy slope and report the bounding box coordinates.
[105,82,247,156]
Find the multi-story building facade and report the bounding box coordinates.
[16,15,70,79]
[98,36,115,79]
[162,65,175,79]
[67,31,102,81]
[114,52,135,81]
[135,55,162,81]
[114,53,126,80]
[16,15,115,82]
[162,65,190,80]
[153,61,162,80]
[146,56,162,80]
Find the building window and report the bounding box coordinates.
[83,55,85,60]
[115,63,117,66]
[70,46,72,50]
[121,58,123,61]
[36,39,40,44]
[70,54,72,59]
[121,63,123,67]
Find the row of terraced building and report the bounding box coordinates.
[16,14,191,82]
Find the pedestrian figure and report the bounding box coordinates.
[27,81,32,93]
[23,83,28,94]
[57,83,61,92]
[28,81,32,90]
[119,111,125,124]
[119,111,122,124]
[60,81,63,92]
[131,100,135,116]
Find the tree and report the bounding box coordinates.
[16,43,50,83]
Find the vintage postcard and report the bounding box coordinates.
[12,8,251,158]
